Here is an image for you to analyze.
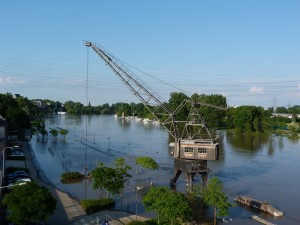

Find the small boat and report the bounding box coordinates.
[153,120,161,126]
[135,117,142,122]
[143,118,153,124]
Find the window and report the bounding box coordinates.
[198,148,207,154]
[184,147,194,153]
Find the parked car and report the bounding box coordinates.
[7,177,31,188]
[7,170,29,179]
[8,149,24,157]
[217,216,233,223]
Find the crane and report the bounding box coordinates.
[84,41,222,186]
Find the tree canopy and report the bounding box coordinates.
[135,157,159,170]
[143,186,191,225]
[2,182,57,225]
[202,177,232,225]
[92,158,132,196]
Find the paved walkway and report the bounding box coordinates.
[22,141,85,224]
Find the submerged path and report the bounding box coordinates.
[26,141,150,224]
[25,141,86,224]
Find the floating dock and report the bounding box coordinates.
[251,215,276,225]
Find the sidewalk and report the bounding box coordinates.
[23,142,86,225]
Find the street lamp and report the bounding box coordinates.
[156,151,159,175]
[108,137,111,150]
[135,185,144,220]
[93,133,95,144]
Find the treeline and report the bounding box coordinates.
[1,92,299,139]
[0,93,36,136]
[63,92,299,134]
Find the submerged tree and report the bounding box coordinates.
[49,128,58,141]
[59,128,68,141]
[92,157,131,198]
[135,156,159,183]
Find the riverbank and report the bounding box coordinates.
[25,140,151,225]
[24,141,86,224]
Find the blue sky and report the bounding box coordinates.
[0,0,299,108]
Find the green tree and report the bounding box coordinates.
[2,182,56,225]
[287,122,300,135]
[92,158,131,197]
[135,157,158,183]
[59,128,68,140]
[49,128,59,141]
[202,177,232,225]
[143,186,191,225]
[168,92,189,121]
[191,93,227,128]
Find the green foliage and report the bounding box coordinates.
[80,198,115,214]
[59,128,68,139]
[287,122,300,134]
[127,220,158,225]
[168,92,189,121]
[202,177,232,221]
[91,158,132,196]
[2,182,56,224]
[276,106,288,113]
[0,93,49,138]
[49,129,58,139]
[61,171,84,184]
[39,128,48,136]
[289,105,300,114]
[135,157,159,170]
[143,187,191,225]
[191,93,227,128]
[64,100,84,114]
[226,106,270,133]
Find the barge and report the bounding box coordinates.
[235,196,283,217]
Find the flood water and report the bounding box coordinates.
[30,115,300,225]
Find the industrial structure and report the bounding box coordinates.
[85,41,223,186]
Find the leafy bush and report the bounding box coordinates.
[61,171,84,184]
[127,220,157,225]
[80,198,115,214]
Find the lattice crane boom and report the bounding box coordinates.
[84,41,221,163]
[85,41,224,186]
[85,41,182,139]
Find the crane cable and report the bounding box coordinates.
[84,44,90,199]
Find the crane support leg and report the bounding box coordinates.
[170,159,210,187]
[170,169,182,186]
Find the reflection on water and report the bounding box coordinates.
[226,130,269,152]
[30,115,300,225]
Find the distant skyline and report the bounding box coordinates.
[0,1,299,108]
